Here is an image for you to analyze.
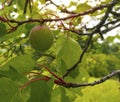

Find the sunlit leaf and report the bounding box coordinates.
[56,36,82,73]
[69,1,77,7]
[76,3,91,13]
[0,6,13,16]
[101,0,111,4]
[39,0,46,4]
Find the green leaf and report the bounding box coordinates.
[39,0,46,4]
[56,37,82,72]
[0,66,19,80]
[51,87,70,102]
[69,1,77,7]
[69,66,79,78]
[0,77,30,102]
[12,75,31,102]
[57,59,67,73]
[11,92,25,102]
[63,54,89,84]
[65,64,89,83]
[0,77,18,102]
[0,65,30,88]
[64,88,82,102]
[25,23,36,37]
[0,24,26,41]
[76,3,91,13]
[11,86,31,102]
[91,9,106,16]
[106,36,115,42]
[0,22,7,37]
[101,0,111,4]
[0,54,36,74]
[16,0,26,10]
[0,6,13,16]
[0,0,5,2]
[28,80,53,102]
[63,63,89,96]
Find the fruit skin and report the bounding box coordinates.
[29,25,53,52]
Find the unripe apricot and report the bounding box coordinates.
[29,25,53,52]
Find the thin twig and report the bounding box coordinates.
[20,76,51,90]
[38,64,64,81]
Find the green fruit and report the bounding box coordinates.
[29,25,53,52]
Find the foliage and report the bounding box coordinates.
[87,34,120,77]
[75,78,120,102]
[86,53,120,77]
[0,0,120,102]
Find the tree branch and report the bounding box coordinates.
[5,4,108,25]
[23,0,29,14]
[42,4,108,22]
[61,70,120,88]
[63,0,119,78]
